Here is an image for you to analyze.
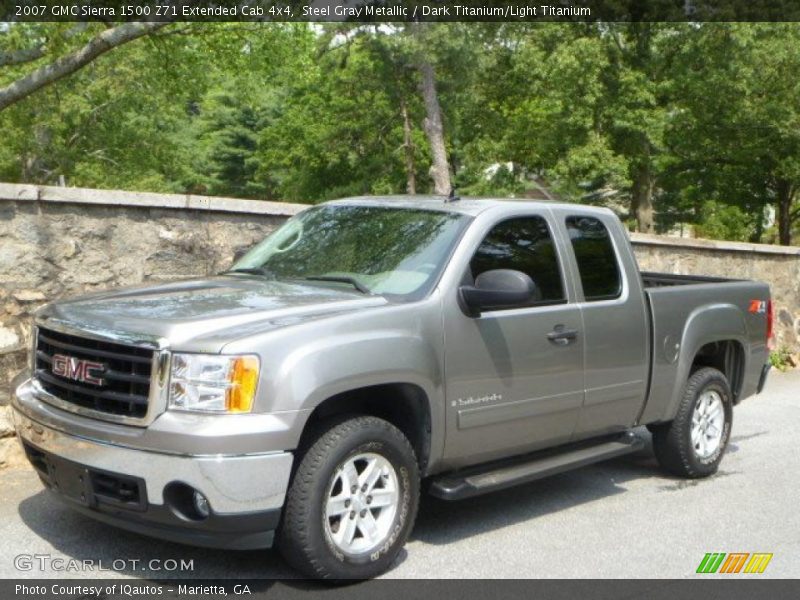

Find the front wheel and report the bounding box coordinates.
[278,416,420,580]
[652,367,733,478]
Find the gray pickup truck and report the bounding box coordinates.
[11,196,772,579]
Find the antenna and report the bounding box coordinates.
[445,188,461,203]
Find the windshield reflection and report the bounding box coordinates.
[233,205,469,299]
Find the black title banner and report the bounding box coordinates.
[4,579,800,600]
[5,0,800,23]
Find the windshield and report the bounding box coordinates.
[231,204,470,300]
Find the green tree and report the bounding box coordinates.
[0,22,167,111]
[255,26,430,202]
[1,20,799,248]
[666,23,800,245]
[458,24,628,202]
[0,28,202,189]
[448,22,674,232]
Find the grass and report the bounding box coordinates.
[769,346,796,372]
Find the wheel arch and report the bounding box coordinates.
[296,382,434,475]
[690,339,745,402]
[654,302,749,423]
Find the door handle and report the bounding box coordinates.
[547,327,579,346]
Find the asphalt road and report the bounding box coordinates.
[1,370,798,580]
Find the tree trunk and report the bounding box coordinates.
[0,22,168,112]
[631,142,655,233]
[401,100,417,195]
[418,62,451,195]
[776,179,794,246]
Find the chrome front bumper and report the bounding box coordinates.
[13,409,293,513]
[11,376,295,549]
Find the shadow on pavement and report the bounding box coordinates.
[16,429,686,577]
[17,487,294,579]
[412,429,665,546]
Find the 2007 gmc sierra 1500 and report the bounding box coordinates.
[11,196,772,579]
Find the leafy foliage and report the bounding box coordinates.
[770,346,796,372]
[1,22,799,243]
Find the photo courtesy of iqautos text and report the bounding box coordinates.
[0,0,798,596]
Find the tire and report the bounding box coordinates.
[652,367,733,478]
[278,415,420,580]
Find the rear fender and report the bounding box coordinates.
[661,303,747,422]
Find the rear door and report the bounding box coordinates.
[552,210,650,438]
[442,211,585,467]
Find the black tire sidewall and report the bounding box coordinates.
[677,368,733,476]
[317,438,414,569]
[687,377,732,469]
[281,417,419,579]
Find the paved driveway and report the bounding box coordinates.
[1,371,797,579]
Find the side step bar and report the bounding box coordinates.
[429,432,645,500]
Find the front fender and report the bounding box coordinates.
[268,330,445,464]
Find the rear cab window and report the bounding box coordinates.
[565,216,622,301]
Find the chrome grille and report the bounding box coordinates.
[34,327,154,419]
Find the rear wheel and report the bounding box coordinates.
[652,367,733,478]
[278,416,420,580]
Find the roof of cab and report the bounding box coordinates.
[324,195,610,218]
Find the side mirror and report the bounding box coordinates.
[459,269,538,317]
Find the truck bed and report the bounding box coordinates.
[637,273,770,426]
[641,271,736,288]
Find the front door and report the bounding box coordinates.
[442,214,585,467]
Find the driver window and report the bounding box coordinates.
[470,216,565,304]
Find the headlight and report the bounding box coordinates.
[168,353,259,414]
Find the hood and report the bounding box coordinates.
[37,276,388,351]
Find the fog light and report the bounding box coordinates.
[193,491,210,518]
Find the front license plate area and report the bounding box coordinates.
[23,442,95,507]
[21,441,147,512]
[49,456,95,507]
[23,441,147,512]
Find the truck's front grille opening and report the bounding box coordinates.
[90,471,144,507]
[34,327,154,420]
[23,443,50,477]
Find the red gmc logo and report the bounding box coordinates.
[52,354,106,386]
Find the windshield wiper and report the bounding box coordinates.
[222,267,275,278]
[303,276,371,294]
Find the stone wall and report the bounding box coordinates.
[1,183,798,403]
[0,184,302,403]
[630,233,800,352]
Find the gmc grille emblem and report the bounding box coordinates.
[51,354,106,386]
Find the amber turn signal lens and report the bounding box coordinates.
[225,356,259,413]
